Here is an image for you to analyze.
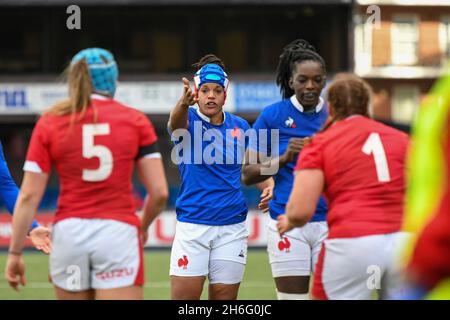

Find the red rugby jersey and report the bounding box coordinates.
[25,95,158,227]
[295,115,409,238]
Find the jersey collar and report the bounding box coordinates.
[196,107,226,124]
[345,114,364,121]
[91,93,111,100]
[290,95,324,114]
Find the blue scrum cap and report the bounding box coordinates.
[193,63,229,92]
[71,48,119,97]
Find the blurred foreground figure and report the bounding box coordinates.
[278,73,410,299]
[401,64,450,300]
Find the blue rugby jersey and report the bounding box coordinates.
[251,95,328,222]
[171,107,250,226]
[0,141,38,229]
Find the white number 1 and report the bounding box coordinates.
[362,133,391,182]
[82,124,113,182]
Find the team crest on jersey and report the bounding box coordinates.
[285,117,297,128]
[238,250,245,258]
[230,127,241,140]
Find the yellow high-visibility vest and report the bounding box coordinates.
[403,63,450,299]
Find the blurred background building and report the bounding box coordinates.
[1,0,448,215]
[354,0,450,125]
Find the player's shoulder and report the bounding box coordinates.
[106,99,146,117]
[101,99,152,127]
[259,99,287,117]
[226,112,250,130]
[35,112,60,128]
[366,117,409,140]
[252,99,287,128]
[187,106,198,118]
[307,129,329,148]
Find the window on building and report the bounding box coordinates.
[391,15,419,66]
[440,16,450,61]
[217,31,248,72]
[354,14,372,73]
[151,31,184,73]
[391,85,420,125]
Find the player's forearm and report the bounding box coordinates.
[168,99,189,132]
[9,193,40,253]
[285,200,310,228]
[255,177,274,191]
[141,192,168,231]
[242,157,283,185]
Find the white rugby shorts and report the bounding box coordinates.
[313,232,411,299]
[267,218,328,277]
[169,221,248,284]
[50,218,144,291]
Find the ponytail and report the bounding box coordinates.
[45,59,96,124]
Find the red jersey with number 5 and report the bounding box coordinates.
[295,115,410,239]
[25,96,158,227]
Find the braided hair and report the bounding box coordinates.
[276,39,326,99]
[192,54,226,71]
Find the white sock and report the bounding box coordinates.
[276,291,310,300]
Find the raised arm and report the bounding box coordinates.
[168,77,198,132]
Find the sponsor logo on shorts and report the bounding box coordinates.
[178,255,189,269]
[95,268,134,280]
[278,237,291,252]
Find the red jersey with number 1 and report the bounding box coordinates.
[295,115,409,239]
[25,96,158,227]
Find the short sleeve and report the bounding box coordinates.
[24,116,52,174]
[295,134,325,172]
[250,110,271,154]
[136,112,158,147]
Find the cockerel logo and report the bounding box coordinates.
[285,117,297,128]
[278,237,291,252]
[178,255,189,269]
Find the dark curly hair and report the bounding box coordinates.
[276,39,326,99]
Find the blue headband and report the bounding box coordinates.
[71,48,119,97]
[193,64,229,92]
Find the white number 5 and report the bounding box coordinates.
[82,124,113,182]
[362,132,391,182]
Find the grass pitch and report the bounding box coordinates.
[0,249,276,300]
